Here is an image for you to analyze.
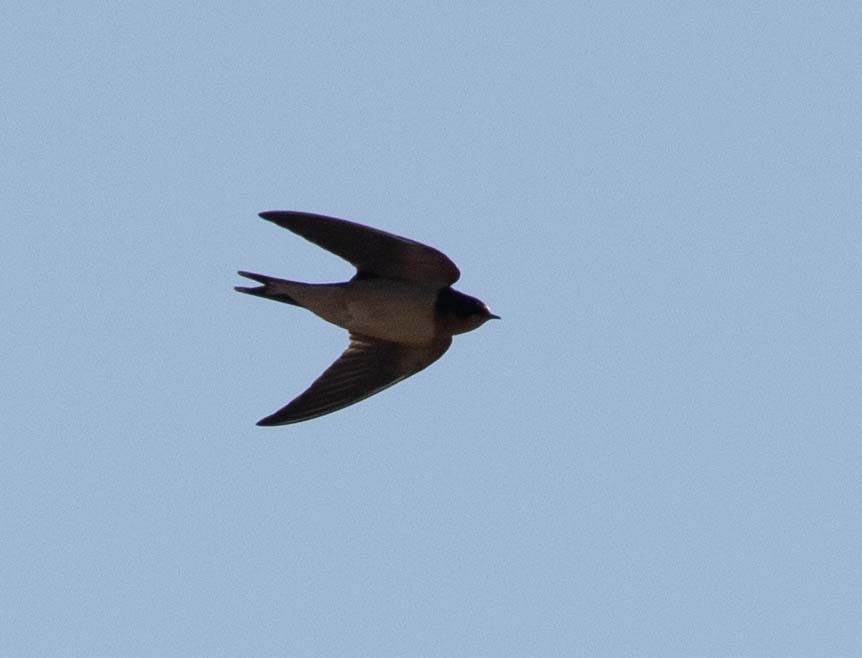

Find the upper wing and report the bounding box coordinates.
[256,333,452,426]
[258,211,460,286]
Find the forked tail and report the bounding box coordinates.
[234,271,301,306]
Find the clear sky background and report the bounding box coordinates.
[2,3,860,657]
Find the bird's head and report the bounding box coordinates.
[436,287,500,335]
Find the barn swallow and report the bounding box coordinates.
[236,211,499,426]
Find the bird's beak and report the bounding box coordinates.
[488,313,501,320]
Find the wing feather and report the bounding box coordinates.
[258,211,460,286]
[257,334,452,426]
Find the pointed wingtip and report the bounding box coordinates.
[259,211,300,232]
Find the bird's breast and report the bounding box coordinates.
[344,279,438,344]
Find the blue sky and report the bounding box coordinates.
[3,3,860,656]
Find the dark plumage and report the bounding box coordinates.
[236,211,498,425]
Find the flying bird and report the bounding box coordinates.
[236,211,499,426]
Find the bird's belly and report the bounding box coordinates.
[344,280,437,344]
